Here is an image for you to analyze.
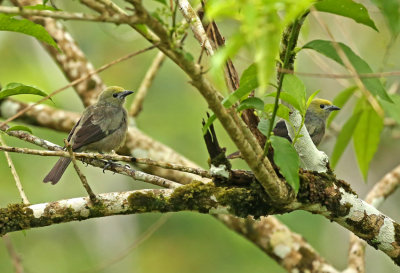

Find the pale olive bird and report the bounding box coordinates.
[43,86,134,184]
[273,98,340,146]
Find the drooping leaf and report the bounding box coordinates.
[264,103,291,121]
[237,97,264,111]
[353,105,384,180]
[303,40,392,102]
[315,0,378,31]
[6,125,33,134]
[0,83,51,101]
[270,135,300,193]
[281,74,307,114]
[331,111,362,168]
[380,94,400,125]
[327,86,357,127]
[371,0,400,36]
[0,14,59,50]
[223,63,258,108]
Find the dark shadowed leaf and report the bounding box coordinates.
[315,0,377,31]
[0,83,51,101]
[257,118,271,137]
[6,125,33,134]
[303,40,391,102]
[327,86,357,127]
[331,111,361,168]
[270,135,300,193]
[353,105,383,180]
[0,14,59,50]
[237,97,264,111]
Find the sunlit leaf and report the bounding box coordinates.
[0,14,59,50]
[306,90,320,108]
[270,135,300,193]
[331,111,361,168]
[264,104,290,121]
[303,40,392,102]
[6,125,33,134]
[315,0,377,31]
[0,83,51,101]
[281,74,306,114]
[202,113,217,135]
[353,105,383,180]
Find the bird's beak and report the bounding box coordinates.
[327,105,340,111]
[117,90,134,99]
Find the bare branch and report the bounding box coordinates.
[0,6,141,24]
[129,51,166,117]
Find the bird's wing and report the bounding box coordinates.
[71,114,109,150]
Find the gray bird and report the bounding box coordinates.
[43,86,134,184]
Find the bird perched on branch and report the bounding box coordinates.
[273,98,340,146]
[43,86,134,184]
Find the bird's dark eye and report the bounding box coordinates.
[320,104,325,109]
[112,93,118,98]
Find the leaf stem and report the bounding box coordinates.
[263,12,308,155]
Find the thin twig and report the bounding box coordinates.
[0,6,141,24]
[0,145,212,178]
[64,139,97,202]
[2,235,24,273]
[129,51,166,117]
[0,45,157,128]
[0,136,29,204]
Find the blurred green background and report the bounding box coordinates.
[1,1,400,273]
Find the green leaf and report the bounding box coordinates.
[331,111,362,168]
[380,94,400,125]
[0,83,51,100]
[237,97,264,111]
[202,113,217,135]
[264,104,290,121]
[257,118,271,137]
[353,105,384,180]
[223,63,258,108]
[371,0,400,36]
[267,92,303,114]
[0,14,59,50]
[153,0,168,5]
[327,86,357,127]
[6,125,33,134]
[306,90,320,109]
[281,74,307,114]
[270,135,300,193]
[315,0,377,31]
[303,40,392,102]
[25,4,58,11]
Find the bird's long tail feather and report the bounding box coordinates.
[43,157,71,184]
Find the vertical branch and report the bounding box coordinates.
[64,139,97,202]
[264,12,309,154]
[129,51,166,117]
[0,136,29,204]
